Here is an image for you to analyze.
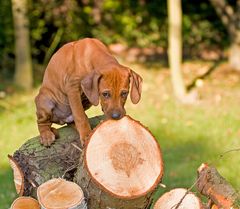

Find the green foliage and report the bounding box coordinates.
[182,0,229,55]
[0,0,231,83]
[0,0,14,79]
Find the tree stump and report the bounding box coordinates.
[10,197,40,209]
[37,178,86,209]
[9,116,104,197]
[153,188,203,209]
[74,116,163,209]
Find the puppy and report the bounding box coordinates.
[35,38,142,146]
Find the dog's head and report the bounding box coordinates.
[81,66,142,120]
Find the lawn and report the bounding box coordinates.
[0,61,240,208]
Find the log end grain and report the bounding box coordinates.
[154,188,203,209]
[85,116,163,199]
[11,197,40,209]
[37,178,86,209]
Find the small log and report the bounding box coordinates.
[153,188,203,209]
[8,155,24,196]
[74,116,164,209]
[197,163,240,209]
[10,197,40,209]
[37,178,87,209]
[9,116,104,197]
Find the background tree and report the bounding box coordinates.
[0,0,233,87]
[167,0,186,101]
[11,0,33,90]
[210,0,240,70]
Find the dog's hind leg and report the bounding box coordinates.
[35,91,56,146]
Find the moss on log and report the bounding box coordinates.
[10,116,104,197]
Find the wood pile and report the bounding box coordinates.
[9,116,164,209]
[8,116,239,208]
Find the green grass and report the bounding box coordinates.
[0,62,240,208]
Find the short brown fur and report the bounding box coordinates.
[35,38,142,146]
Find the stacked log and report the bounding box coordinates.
[8,156,24,196]
[10,197,40,209]
[152,163,240,209]
[74,116,163,209]
[197,163,240,209]
[37,178,86,209]
[8,116,103,197]
[9,116,164,209]
[153,188,202,209]
[9,114,240,209]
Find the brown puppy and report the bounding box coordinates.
[35,38,142,147]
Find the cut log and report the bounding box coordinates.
[37,178,86,209]
[10,197,40,209]
[9,115,163,208]
[8,155,24,196]
[197,163,240,209]
[153,188,203,209]
[9,116,104,197]
[74,116,163,209]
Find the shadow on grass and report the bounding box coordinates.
[0,167,17,209]
[187,60,222,91]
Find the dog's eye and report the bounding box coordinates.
[102,91,111,98]
[121,91,128,98]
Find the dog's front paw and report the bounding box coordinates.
[82,129,91,138]
[80,127,92,146]
[40,130,56,147]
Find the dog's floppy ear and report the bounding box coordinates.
[129,69,143,104]
[81,71,101,106]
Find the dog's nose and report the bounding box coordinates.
[111,112,121,120]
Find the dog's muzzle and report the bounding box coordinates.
[111,112,121,120]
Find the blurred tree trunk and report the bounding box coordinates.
[210,0,240,70]
[167,0,186,101]
[92,0,103,24]
[11,0,33,90]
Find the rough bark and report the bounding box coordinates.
[167,0,186,100]
[197,163,240,209]
[11,0,33,90]
[74,155,154,209]
[9,116,103,197]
